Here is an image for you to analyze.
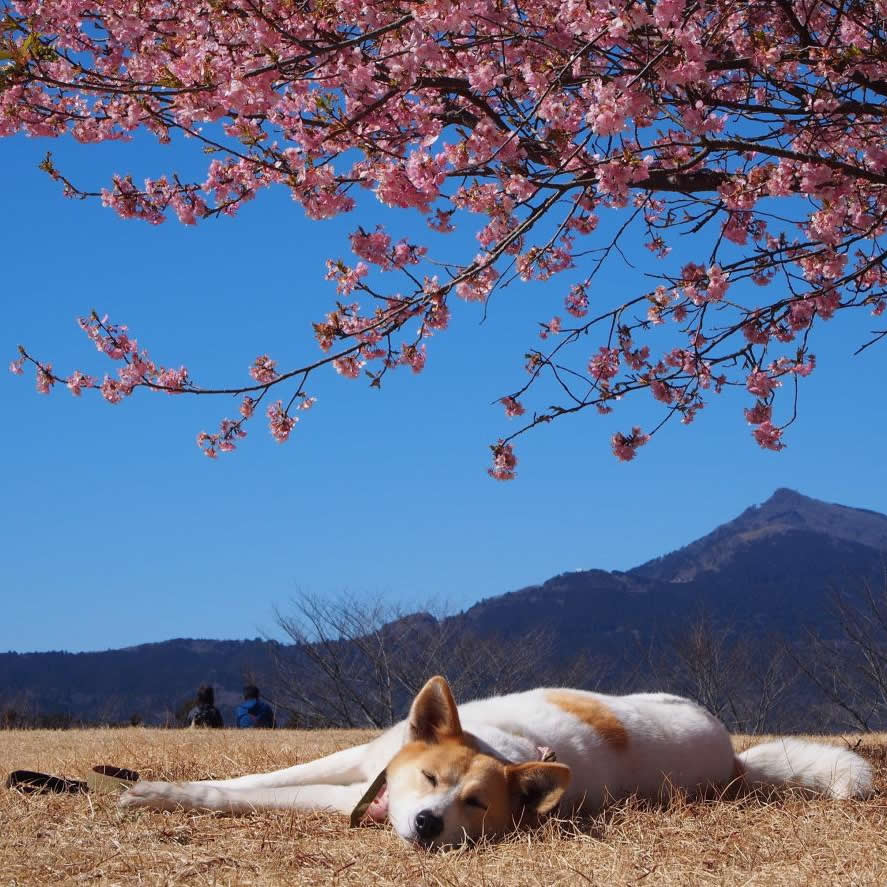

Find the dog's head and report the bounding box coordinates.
[385,676,570,848]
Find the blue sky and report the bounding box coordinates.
[2,132,885,653]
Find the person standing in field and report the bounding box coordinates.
[235,684,275,728]
[188,685,224,728]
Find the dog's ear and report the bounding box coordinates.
[506,762,571,816]
[408,676,462,743]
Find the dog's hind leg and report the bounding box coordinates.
[120,780,370,814]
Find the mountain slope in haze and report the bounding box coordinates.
[2,489,885,725]
[463,529,883,652]
[462,488,886,655]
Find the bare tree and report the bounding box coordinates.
[794,572,887,731]
[663,611,796,734]
[272,592,563,728]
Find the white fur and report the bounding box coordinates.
[120,685,873,836]
[738,737,873,799]
[442,689,739,809]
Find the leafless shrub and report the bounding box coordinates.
[272,592,565,728]
[793,571,887,731]
[661,611,796,734]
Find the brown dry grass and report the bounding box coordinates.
[1,728,885,886]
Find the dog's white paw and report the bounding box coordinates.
[119,781,188,811]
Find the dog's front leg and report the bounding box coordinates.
[193,729,401,790]
[120,781,371,814]
[189,741,373,790]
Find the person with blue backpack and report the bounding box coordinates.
[235,684,275,728]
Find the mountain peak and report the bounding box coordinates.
[745,488,887,536]
[767,487,808,504]
[632,489,887,583]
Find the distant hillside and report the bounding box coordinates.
[2,489,885,728]
[0,638,280,727]
[463,491,886,653]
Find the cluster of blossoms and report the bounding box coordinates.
[488,441,518,481]
[266,401,297,444]
[197,420,247,459]
[14,312,318,451]
[249,355,278,384]
[611,427,651,462]
[501,396,526,418]
[14,313,194,404]
[5,0,887,476]
[196,389,316,456]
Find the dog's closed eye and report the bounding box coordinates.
[421,770,437,787]
[463,795,487,810]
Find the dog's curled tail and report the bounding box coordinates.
[736,738,873,800]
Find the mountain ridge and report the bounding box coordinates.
[2,489,885,726]
[629,487,887,583]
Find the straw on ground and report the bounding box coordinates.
[1,728,885,886]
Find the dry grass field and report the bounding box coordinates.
[1,727,885,886]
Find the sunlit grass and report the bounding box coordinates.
[1,728,885,885]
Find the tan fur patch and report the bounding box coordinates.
[458,753,513,835]
[387,738,476,786]
[546,690,629,750]
[385,738,514,838]
[408,676,464,743]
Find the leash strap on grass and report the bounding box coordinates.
[86,765,139,794]
[5,770,87,794]
[349,769,387,828]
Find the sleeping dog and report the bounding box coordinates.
[121,676,873,847]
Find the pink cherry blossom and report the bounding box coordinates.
[267,402,297,443]
[706,266,729,302]
[539,317,562,340]
[650,380,675,405]
[249,355,278,384]
[240,396,257,419]
[66,371,95,397]
[746,370,779,398]
[565,286,589,318]
[155,366,189,393]
[744,402,772,426]
[501,397,526,418]
[588,348,620,381]
[400,344,426,374]
[488,441,517,481]
[197,417,248,458]
[6,0,887,473]
[35,364,54,395]
[611,427,650,462]
[793,354,817,377]
[100,376,125,404]
[752,421,785,451]
[333,356,364,379]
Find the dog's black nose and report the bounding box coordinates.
[414,809,443,841]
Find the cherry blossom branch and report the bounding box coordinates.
[5,0,887,476]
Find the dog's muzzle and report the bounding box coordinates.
[414,809,444,843]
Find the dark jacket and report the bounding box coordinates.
[188,703,223,728]
[235,697,274,728]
